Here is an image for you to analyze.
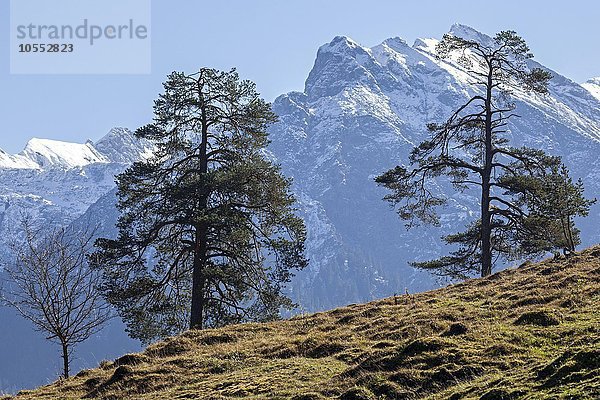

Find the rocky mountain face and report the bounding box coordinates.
[0,24,599,392]
[268,24,600,310]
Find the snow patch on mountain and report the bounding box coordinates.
[582,77,600,101]
[21,138,109,169]
[412,37,438,54]
[0,149,40,169]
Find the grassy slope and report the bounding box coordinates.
[8,247,600,400]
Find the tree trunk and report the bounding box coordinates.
[190,92,209,330]
[481,180,492,277]
[61,342,69,379]
[565,216,575,252]
[481,63,494,277]
[190,225,207,329]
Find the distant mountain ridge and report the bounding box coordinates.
[0,127,152,226]
[0,127,152,170]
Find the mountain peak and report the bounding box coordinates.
[380,37,409,52]
[94,127,154,164]
[319,35,363,55]
[21,137,109,169]
[305,35,377,99]
[98,126,135,141]
[448,23,492,44]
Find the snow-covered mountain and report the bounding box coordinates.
[0,128,153,261]
[268,23,600,310]
[0,24,599,392]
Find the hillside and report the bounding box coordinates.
[8,247,599,400]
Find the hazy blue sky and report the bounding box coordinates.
[1,0,598,153]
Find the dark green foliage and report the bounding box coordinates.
[92,68,307,343]
[375,30,592,278]
[503,164,596,255]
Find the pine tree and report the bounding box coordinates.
[375,31,592,279]
[504,164,596,256]
[92,68,307,343]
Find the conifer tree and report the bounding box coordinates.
[505,164,596,256]
[93,68,307,343]
[375,31,593,278]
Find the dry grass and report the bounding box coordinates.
[11,247,600,399]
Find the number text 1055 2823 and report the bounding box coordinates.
[18,43,74,53]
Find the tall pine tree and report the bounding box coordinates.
[93,68,307,343]
[375,31,593,279]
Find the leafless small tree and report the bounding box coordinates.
[0,219,112,379]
